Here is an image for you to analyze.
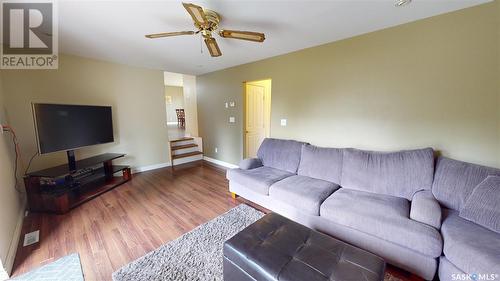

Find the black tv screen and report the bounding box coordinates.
[33,103,114,154]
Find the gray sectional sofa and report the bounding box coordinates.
[226,138,500,281]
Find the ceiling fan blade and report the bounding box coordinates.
[219,30,265,42]
[182,2,207,27]
[204,37,222,57]
[145,31,195,39]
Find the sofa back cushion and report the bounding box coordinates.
[340,148,434,200]
[459,175,500,234]
[297,144,343,184]
[432,157,500,211]
[257,138,306,173]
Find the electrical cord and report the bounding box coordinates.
[25,151,39,175]
[2,125,26,193]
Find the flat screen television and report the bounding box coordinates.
[32,103,114,170]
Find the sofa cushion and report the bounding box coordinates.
[432,157,500,211]
[441,211,500,275]
[320,189,443,257]
[297,144,343,184]
[227,167,294,195]
[239,158,263,170]
[257,138,306,173]
[410,190,442,229]
[340,148,434,200]
[269,175,340,216]
[459,175,500,234]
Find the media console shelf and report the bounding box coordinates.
[24,153,131,214]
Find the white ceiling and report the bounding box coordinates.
[59,0,491,75]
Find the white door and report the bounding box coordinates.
[245,83,266,158]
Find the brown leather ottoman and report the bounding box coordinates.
[223,213,386,281]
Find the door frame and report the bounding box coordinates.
[243,79,272,158]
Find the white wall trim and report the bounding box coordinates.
[172,155,203,166]
[4,200,25,277]
[131,162,171,174]
[203,156,238,169]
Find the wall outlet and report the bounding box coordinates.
[23,230,40,246]
[229,116,235,123]
[215,147,218,153]
[280,119,287,126]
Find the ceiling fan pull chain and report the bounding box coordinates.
[200,34,203,54]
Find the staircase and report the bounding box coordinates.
[169,137,203,166]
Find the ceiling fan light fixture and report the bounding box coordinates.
[146,2,266,58]
[395,0,412,7]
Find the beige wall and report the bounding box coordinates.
[0,73,24,276]
[165,86,184,123]
[197,2,500,168]
[2,54,168,172]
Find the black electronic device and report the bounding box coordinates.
[32,103,114,171]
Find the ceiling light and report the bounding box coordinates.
[395,0,411,7]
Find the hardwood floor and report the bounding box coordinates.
[12,160,422,281]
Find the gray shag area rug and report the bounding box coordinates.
[112,204,264,281]
[113,204,403,281]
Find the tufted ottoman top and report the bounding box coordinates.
[223,212,386,281]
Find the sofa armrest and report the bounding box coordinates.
[410,190,442,229]
[239,158,263,170]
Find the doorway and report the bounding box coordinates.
[244,79,271,158]
[165,85,186,140]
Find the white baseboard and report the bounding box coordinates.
[131,162,171,173]
[131,154,235,174]
[203,156,238,169]
[172,154,203,166]
[131,156,203,173]
[4,200,26,277]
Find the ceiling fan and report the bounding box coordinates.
[145,2,266,57]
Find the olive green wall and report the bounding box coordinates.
[0,74,24,276]
[2,54,168,172]
[198,2,500,168]
[497,1,500,168]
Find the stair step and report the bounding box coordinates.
[170,137,194,143]
[172,151,203,160]
[171,143,198,151]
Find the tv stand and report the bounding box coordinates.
[24,153,131,214]
[67,150,77,172]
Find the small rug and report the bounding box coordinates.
[113,204,402,281]
[11,253,84,281]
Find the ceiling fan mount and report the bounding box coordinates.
[145,2,266,57]
[195,9,220,32]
